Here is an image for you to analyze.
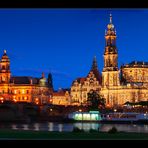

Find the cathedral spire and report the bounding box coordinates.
[110,13,112,24]
[4,49,6,54]
[91,56,98,70]
[42,72,45,78]
[106,14,115,32]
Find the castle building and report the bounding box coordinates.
[0,50,53,105]
[70,56,102,105]
[70,14,148,107]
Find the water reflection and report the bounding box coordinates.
[48,122,53,131]
[34,123,40,131]
[4,122,148,133]
[58,124,63,132]
[11,124,18,130]
[22,124,29,130]
[74,123,100,132]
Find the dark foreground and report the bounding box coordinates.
[0,129,148,140]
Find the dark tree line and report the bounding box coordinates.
[87,90,105,110]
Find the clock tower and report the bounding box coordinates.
[0,50,11,83]
[102,14,120,87]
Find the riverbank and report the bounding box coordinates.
[0,129,148,140]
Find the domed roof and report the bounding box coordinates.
[39,72,47,87]
[1,50,10,62]
[107,23,114,30]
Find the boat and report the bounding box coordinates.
[101,112,148,123]
[68,111,102,122]
[68,111,148,124]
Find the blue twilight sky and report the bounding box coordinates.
[0,9,147,90]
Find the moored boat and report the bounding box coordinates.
[68,111,102,122]
[101,112,148,123]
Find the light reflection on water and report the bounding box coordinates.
[4,122,148,133]
[48,122,53,131]
[22,124,29,130]
[34,123,40,131]
[74,123,100,132]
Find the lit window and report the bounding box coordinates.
[14,90,17,94]
[22,90,25,94]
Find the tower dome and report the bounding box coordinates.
[1,50,10,62]
[106,14,115,33]
[39,72,46,87]
[0,50,11,84]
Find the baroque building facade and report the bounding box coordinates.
[0,50,53,105]
[70,14,148,107]
[70,56,102,105]
[52,88,71,106]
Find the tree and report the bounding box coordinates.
[87,90,105,110]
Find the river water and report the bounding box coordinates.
[1,122,148,133]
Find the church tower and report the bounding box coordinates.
[102,14,120,87]
[0,50,11,83]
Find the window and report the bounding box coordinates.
[2,65,5,70]
[14,90,17,94]
[26,90,29,94]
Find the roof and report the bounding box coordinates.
[122,61,148,68]
[52,92,65,96]
[90,69,102,85]
[0,52,10,62]
[52,88,70,96]
[72,77,86,85]
[10,76,39,84]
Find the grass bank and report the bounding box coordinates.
[0,129,148,140]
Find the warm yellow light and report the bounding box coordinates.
[50,109,53,111]
[79,109,82,112]
[22,90,25,94]
[0,98,3,100]
[13,99,17,102]
[24,97,27,100]
[14,90,17,94]
[114,109,117,112]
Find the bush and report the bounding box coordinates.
[89,129,98,133]
[108,126,118,134]
[72,127,84,132]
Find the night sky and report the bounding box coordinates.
[0,9,147,90]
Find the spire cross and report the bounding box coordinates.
[110,13,112,24]
[4,49,6,54]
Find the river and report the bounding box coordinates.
[0,122,148,133]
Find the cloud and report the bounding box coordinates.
[15,67,73,79]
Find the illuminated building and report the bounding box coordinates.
[0,50,53,105]
[101,14,148,107]
[70,56,102,105]
[70,14,148,107]
[52,88,71,105]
